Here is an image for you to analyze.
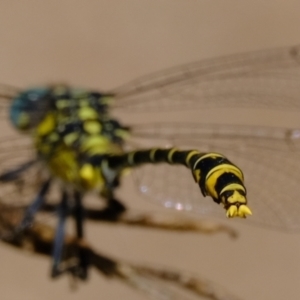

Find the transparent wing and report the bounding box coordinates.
[128,123,300,232]
[2,45,300,116]
[0,135,38,204]
[0,132,64,237]
[0,87,63,209]
[112,44,300,111]
[0,83,20,118]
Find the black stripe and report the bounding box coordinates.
[214,172,244,196]
[171,150,192,166]
[0,160,37,182]
[106,149,195,170]
[133,150,156,164]
[192,155,233,180]
[107,150,236,175]
[190,155,234,194]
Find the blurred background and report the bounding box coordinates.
[0,0,300,299]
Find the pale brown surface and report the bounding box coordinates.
[0,1,300,300]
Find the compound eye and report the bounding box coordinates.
[26,88,49,102]
[10,88,50,130]
[28,92,41,102]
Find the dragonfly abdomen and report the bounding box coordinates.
[106,148,252,218]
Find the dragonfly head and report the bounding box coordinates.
[10,88,52,130]
[220,189,252,218]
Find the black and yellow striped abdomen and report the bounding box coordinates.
[105,148,251,218]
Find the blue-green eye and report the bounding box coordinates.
[10,88,49,129]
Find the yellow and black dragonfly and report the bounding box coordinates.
[0,43,299,280]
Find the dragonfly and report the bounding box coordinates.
[0,43,299,279]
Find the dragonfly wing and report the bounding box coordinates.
[0,135,38,205]
[113,44,300,111]
[0,133,66,237]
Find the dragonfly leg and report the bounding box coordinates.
[51,190,69,278]
[51,191,96,280]
[17,179,51,232]
[90,198,127,221]
[41,196,126,221]
[0,160,36,182]
[72,191,89,280]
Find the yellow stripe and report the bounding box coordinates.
[167,148,178,163]
[48,132,60,142]
[150,149,157,162]
[83,120,102,134]
[193,169,201,183]
[199,152,224,160]
[185,150,199,167]
[192,152,224,170]
[128,152,135,165]
[115,129,130,139]
[80,136,108,152]
[64,132,79,146]
[78,98,89,107]
[36,113,56,136]
[78,107,98,120]
[101,96,114,105]
[220,183,245,195]
[205,169,225,199]
[206,164,243,181]
[56,99,71,110]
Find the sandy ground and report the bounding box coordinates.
[0,1,300,299]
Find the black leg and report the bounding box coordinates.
[73,191,89,279]
[41,195,126,222]
[17,179,51,232]
[51,190,68,278]
[86,197,126,221]
[0,160,36,182]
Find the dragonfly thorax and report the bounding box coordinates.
[25,85,130,191]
